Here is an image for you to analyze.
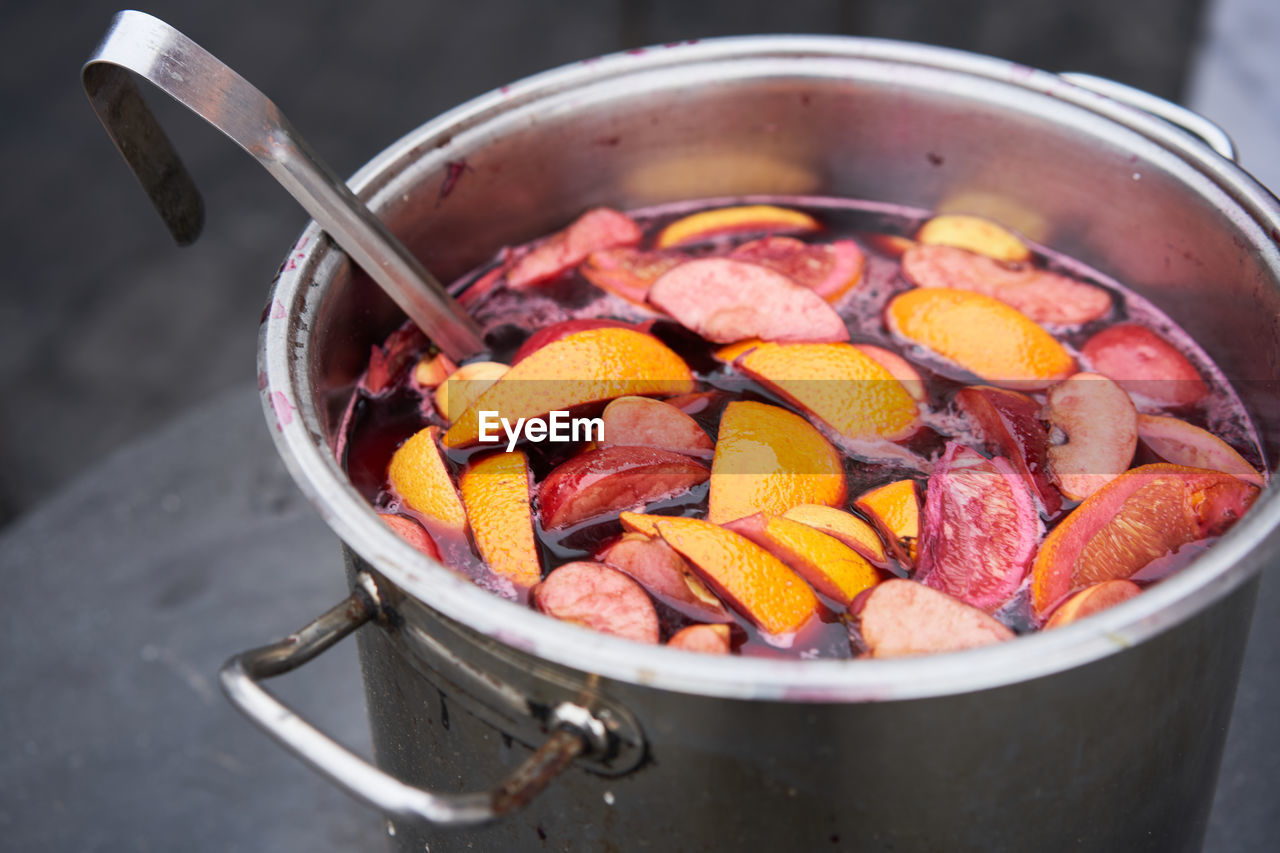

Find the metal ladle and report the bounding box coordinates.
[82,10,485,361]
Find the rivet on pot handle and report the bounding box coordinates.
[218,573,597,828]
[1059,72,1237,162]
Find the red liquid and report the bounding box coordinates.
[342,196,1267,657]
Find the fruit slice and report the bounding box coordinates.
[538,446,710,529]
[412,351,458,390]
[852,579,1014,658]
[1081,323,1207,407]
[508,208,642,287]
[729,236,865,301]
[854,480,921,567]
[713,339,763,363]
[655,205,820,248]
[780,504,887,564]
[579,247,686,305]
[725,514,880,606]
[915,214,1031,262]
[901,244,1111,325]
[1044,373,1138,501]
[511,319,635,365]
[648,258,849,344]
[599,396,713,458]
[1136,414,1264,487]
[459,451,542,588]
[598,533,731,622]
[387,426,468,534]
[851,344,927,402]
[378,513,441,561]
[736,342,920,441]
[916,444,1040,613]
[886,288,1075,388]
[667,623,732,653]
[435,361,509,422]
[862,232,916,259]
[1043,580,1142,629]
[619,513,819,636]
[443,328,695,447]
[1031,464,1259,619]
[956,385,1062,517]
[363,326,427,394]
[708,400,846,524]
[532,561,659,643]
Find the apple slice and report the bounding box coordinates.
[538,446,709,530]
[655,204,820,248]
[648,257,849,344]
[915,214,1031,262]
[667,623,732,654]
[598,533,731,622]
[1081,323,1207,407]
[378,514,441,561]
[579,247,686,305]
[725,514,880,607]
[435,361,509,422]
[443,327,695,448]
[508,208,642,287]
[1044,373,1138,501]
[735,342,920,442]
[851,579,1014,658]
[729,236,865,301]
[459,450,542,588]
[955,385,1062,517]
[1043,580,1142,629]
[901,244,1111,325]
[1136,414,1264,487]
[707,400,846,524]
[780,504,887,565]
[532,561,659,643]
[619,513,819,637]
[599,396,714,458]
[1031,464,1259,619]
[853,480,921,568]
[363,326,427,394]
[387,426,468,535]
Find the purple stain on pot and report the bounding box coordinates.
[626,48,646,56]
[271,391,295,431]
[257,371,269,391]
[271,300,287,319]
[437,160,472,206]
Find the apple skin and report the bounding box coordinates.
[532,561,659,644]
[956,385,1062,518]
[538,446,709,530]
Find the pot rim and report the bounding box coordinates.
[260,34,1280,702]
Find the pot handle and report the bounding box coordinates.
[218,576,600,828]
[1059,72,1237,162]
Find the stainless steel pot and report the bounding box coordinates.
[220,37,1280,851]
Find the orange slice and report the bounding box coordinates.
[713,339,763,363]
[443,328,695,447]
[619,513,818,636]
[708,400,846,523]
[781,504,887,564]
[655,205,820,248]
[886,288,1075,388]
[915,214,1031,262]
[854,480,921,567]
[458,451,542,588]
[1043,580,1142,629]
[727,514,880,606]
[1031,464,1259,619]
[387,426,467,534]
[736,342,920,441]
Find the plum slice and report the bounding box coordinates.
[508,208,642,288]
[729,236,865,301]
[851,579,1014,658]
[915,443,1039,613]
[1043,580,1142,629]
[1031,464,1259,619]
[901,244,1111,326]
[647,257,849,344]
[579,247,686,306]
[597,532,731,622]
[667,623,732,653]
[1044,373,1138,501]
[538,446,709,530]
[599,396,714,458]
[532,561,659,644]
[1136,414,1264,487]
[1081,323,1207,407]
[956,385,1062,517]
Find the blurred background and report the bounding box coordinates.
[5,0,1277,527]
[2,1,1278,850]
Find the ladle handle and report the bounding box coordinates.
[219,574,598,828]
[82,10,485,361]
